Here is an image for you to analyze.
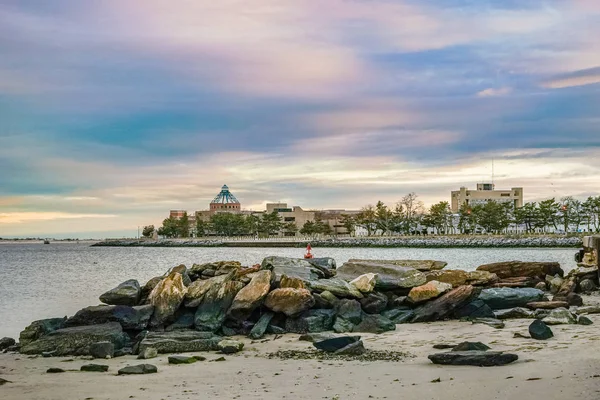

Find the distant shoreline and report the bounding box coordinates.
[91,236,583,248]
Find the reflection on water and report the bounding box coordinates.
[0,243,578,338]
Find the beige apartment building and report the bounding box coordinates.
[451,183,523,212]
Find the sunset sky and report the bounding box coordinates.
[1,0,600,238]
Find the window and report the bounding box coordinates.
[501,193,510,197]
[284,217,295,222]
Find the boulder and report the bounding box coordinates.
[494,307,535,319]
[118,364,157,375]
[218,339,244,354]
[168,355,198,364]
[452,342,490,351]
[65,305,154,331]
[264,288,315,317]
[578,279,597,293]
[526,301,569,310]
[567,265,598,278]
[349,273,377,293]
[577,315,593,325]
[348,259,447,271]
[137,347,158,359]
[306,278,363,299]
[476,261,563,279]
[428,351,518,366]
[19,318,67,346]
[381,308,415,324]
[493,276,542,288]
[555,277,577,297]
[313,336,361,352]
[335,340,366,355]
[529,320,553,340]
[534,309,551,319]
[408,280,452,304]
[166,309,196,331]
[261,257,335,283]
[195,278,244,332]
[542,308,577,325]
[280,275,307,289]
[0,337,16,351]
[535,282,547,291]
[479,287,545,310]
[453,300,495,319]
[359,292,388,314]
[99,279,141,306]
[137,331,221,354]
[248,312,274,340]
[313,293,335,309]
[333,299,362,333]
[318,291,340,308]
[424,270,498,287]
[90,341,114,358]
[285,309,335,333]
[20,322,129,356]
[185,275,227,308]
[467,271,500,286]
[337,261,426,290]
[139,276,162,305]
[574,305,600,315]
[548,276,564,294]
[227,270,272,321]
[148,272,187,327]
[412,285,478,322]
[167,265,192,286]
[81,364,109,372]
[46,368,65,373]
[189,261,241,280]
[352,314,395,333]
[566,293,583,307]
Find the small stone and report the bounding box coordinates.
[578,279,596,293]
[452,342,490,352]
[118,364,157,375]
[0,337,16,351]
[81,364,109,372]
[428,351,518,366]
[535,282,547,291]
[211,356,226,362]
[137,347,158,360]
[218,340,244,354]
[90,341,114,359]
[513,332,531,339]
[529,320,553,340]
[432,344,456,349]
[566,293,583,307]
[313,336,361,352]
[542,308,577,325]
[334,340,366,355]
[472,318,505,329]
[168,355,197,364]
[0,378,12,385]
[577,315,593,325]
[42,351,57,358]
[46,368,65,373]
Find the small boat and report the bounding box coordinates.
[304,243,313,259]
[43,240,50,244]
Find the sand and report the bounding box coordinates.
[1,314,599,400]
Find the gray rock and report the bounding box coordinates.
[166,309,195,331]
[20,322,129,356]
[352,314,395,334]
[148,272,187,327]
[118,364,157,375]
[99,279,141,306]
[261,256,336,284]
[454,300,495,319]
[90,341,114,359]
[412,285,478,322]
[47,368,65,373]
[335,299,363,324]
[428,351,518,366]
[65,305,154,331]
[218,339,244,354]
[319,291,340,307]
[313,336,361,352]
[19,318,67,346]
[577,315,593,325]
[195,272,244,332]
[0,337,16,351]
[479,287,545,310]
[227,270,273,321]
[529,320,553,340]
[452,342,490,351]
[476,261,563,279]
[574,305,600,315]
[285,309,335,334]
[336,261,426,290]
[168,355,198,364]
[578,279,597,293]
[542,308,577,325]
[566,293,583,307]
[137,347,158,359]
[359,292,388,314]
[348,259,447,271]
[81,364,109,372]
[114,347,132,357]
[248,312,274,340]
[306,278,364,299]
[494,307,535,320]
[137,330,221,354]
[298,333,334,342]
[472,318,505,329]
[381,308,415,324]
[334,340,366,355]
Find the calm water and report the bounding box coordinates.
[0,242,579,339]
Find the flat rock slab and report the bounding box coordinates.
[298,333,335,343]
[313,336,361,352]
[476,261,563,279]
[347,259,447,271]
[118,364,157,375]
[452,342,490,352]
[81,364,109,372]
[479,288,545,310]
[527,301,569,310]
[472,318,505,329]
[428,351,518,366]
[218,339,244,354]
[334,340,366,355]
[138,330,222,354]
[46,368,66,373]
[168,355,197,364]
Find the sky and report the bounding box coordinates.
[1,0,600,238]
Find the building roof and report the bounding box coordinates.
[211,184,240,204]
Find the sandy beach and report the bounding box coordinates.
[2,314,599,400]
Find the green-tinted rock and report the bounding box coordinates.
[118,364,157,375]
[168,355,197,364]
[99,279,141,306]
[81,364,109,372]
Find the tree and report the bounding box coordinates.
[457,203,476,234]
[583,196,600,232]
[245,214,261,237]
[339,214,356,236]
[195,219,209,237]
[157,217,179,238]
[356,205,377,236]
[283,222,298,236]
[142,225,155,238]
[560,196,584,233]
[314,217,332,236]
[177,212,191,238]
[471,201,511,234]
[397,192,424,234]
[375,201,393,235]
[428,201,451,234]
[259,211,283,236]
[210,213,246,236]
[300,220,316,236]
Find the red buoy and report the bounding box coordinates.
[304,243,313,259]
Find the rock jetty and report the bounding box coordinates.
[10,257,598,362]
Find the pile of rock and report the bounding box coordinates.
[11,257,598,358]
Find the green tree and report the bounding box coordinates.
[177,212,191,238]
[583,196,600,232]
[514,202,538,233]
[375,201,394,236]
[560,196,584,233]
[195,219,209,237]
[397,192,424,234]
[314,217,332,236]
[245,214,261,237]
[428,201,452,234]
[157,217,179,238]
[283,221,298,236]
[142,225,155,238]
[210,213,246,236]
[339,214,356,236]
[259,211,283,236]
[356,205,377,236]
[300,220,316,236]
[457,203,476,234]
[472,201,511,234]
[537,199,559,232]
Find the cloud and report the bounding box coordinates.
[476,87,513,97]
[541,66,600,89]
[0,212,116,224]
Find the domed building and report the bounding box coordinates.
[209,184,241,212]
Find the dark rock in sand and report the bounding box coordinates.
[81,364,109,372]
[248,312,274,340]
[529,320,553,340]
[526,301,569,310]
[577,315,593,325]
[428,351,518,366]
[168,355,198,364]
[65,305,154,331]
[118,364,157,375]
[476,261,563,279]
[218,339,244,354]
[433,344,457,349]
[359,292,388,314]
[566,293,583,307]
[472,318,505,329]
[494,307,535,320]
[99,279,141,306]
[313,336,361,352]
[353,313,395,333]
[285,309,335,334]
[166,309,195,331]
[137,330,221,354]
[381,308,415,324]
[0,337,16,351]
[412,285,478,322]
[454,300,495,319]
[335,340,366,355]
[298,333,335,342]
[479,287,544,310]
[46,368,65,373]
[20,322,129,356]
[19,318,67,346]
[452,342,490,352]
[90,341,114,359]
